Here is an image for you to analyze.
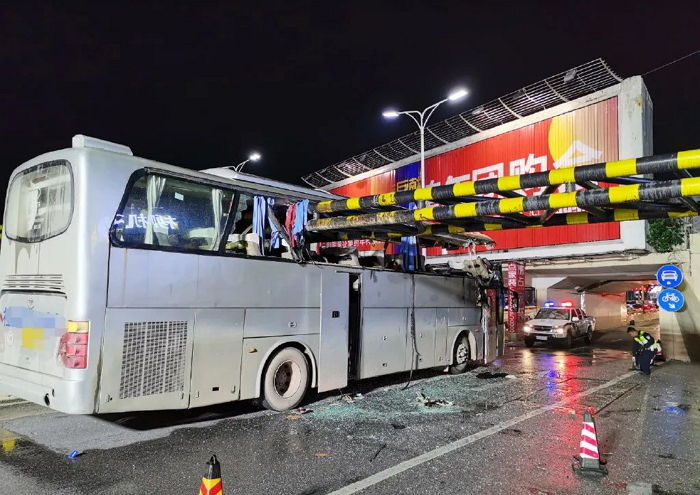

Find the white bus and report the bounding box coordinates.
[0,136,503,414]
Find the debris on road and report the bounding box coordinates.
[391,423,406,430]
[369,443,387,462]
[499,428,523,436]
[340,393,364,403]
[416,392,453,407]
[67,449,83,459]
[314,453,329,458]
[286,407,313,420]
[476,371,509,379]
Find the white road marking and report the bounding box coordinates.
[328,370,637,495]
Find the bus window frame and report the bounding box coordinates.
[4,159,75,243]
[109,169,299,263]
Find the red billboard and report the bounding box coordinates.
[332,98,620,252]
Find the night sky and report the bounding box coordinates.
[1,1,698,202]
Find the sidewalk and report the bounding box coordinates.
[591,360,700,494]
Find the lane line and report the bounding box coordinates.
[327,370,637,495]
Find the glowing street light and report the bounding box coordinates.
[233,152,262,172]
[382,88,468,192]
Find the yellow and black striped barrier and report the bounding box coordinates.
[313,149,700,214]
[308,209,697,243]
[306,176,700,231]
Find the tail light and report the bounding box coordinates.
[59,320,89,369]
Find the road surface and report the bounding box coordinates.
[1,323,698,494]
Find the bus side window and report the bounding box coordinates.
[111,174,234,252]
[224,194,292,258]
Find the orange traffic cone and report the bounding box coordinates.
[198,455,223,495]
[574,410,607,475]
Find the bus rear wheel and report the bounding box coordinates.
[262,347,310,412]
[449,333,471,374]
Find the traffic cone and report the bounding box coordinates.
[574,411,607,475]
[198,455,223,495]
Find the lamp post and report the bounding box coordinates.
[382,88,468,190]
[233,152,262,173]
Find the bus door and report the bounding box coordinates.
[317,270,349,392]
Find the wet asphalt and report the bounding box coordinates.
[1,320,699,495]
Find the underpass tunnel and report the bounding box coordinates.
[526,267,663,335]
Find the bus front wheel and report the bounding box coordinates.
[262,347,310,412]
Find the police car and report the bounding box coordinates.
[522,302,594,348]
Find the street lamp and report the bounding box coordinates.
[382,88,468,190]
[233,152,262,173]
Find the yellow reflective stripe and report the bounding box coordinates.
[606,158,637,178]
[314,218,332,228]
[453,202,478,218]
[613,209,639,221]
[447,225,466,234]
[634,337,644,344]
[484,223,503,231]
[499,197,525,213]
[549,167,575,184]
[413,188,433,201]
[346,197,361,210]
[609,184,640,203]
[316,201,332,213]
[414,207,435,221]
[527,225,543,228]
[377,192,396,206]
[669,211,698,218]
[677,149,700,169]
[566,212,589,225]
[680,177,700,197]
[497,175,521,191]
[549,191,577,209]
[452,181,476,197]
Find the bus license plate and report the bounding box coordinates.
[536,335,548,340]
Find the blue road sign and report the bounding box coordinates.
[656,265,683,288]
[658,289,684,312]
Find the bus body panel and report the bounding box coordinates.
[189,308,245,408]
[98,308,194,413]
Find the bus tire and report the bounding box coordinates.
[449,333,470,374]
[262,346,310,412]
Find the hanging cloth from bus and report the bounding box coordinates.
[285,203,297,247]
[253,196,267,254]
[293,199,309,248]
[267,198,282,249]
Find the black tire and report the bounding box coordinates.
[524,337,535,348]
[449,333,470,374]
[584,326,593,344]
[261,347,310,412]
[563,329,573,349]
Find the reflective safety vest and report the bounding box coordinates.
[634,331,654,349]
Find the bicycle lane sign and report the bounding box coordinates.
[658,289,684,312]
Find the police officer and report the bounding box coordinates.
[626,326,657,375]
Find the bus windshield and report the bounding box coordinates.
[4,160,73,242]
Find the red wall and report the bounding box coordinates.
[331,98,621,253]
